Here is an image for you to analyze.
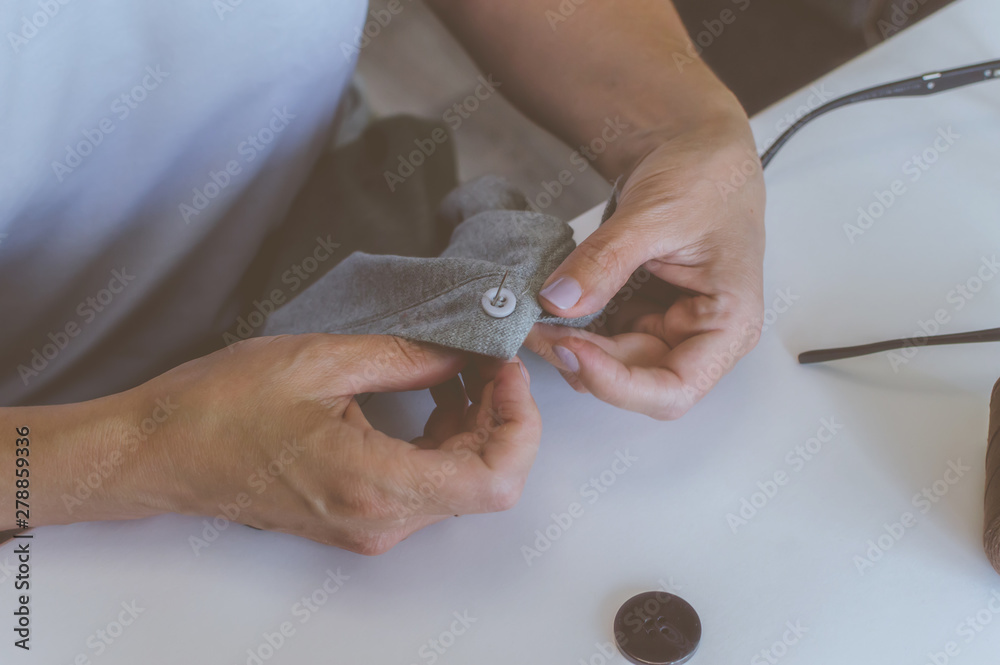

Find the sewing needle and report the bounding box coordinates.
[490,270,510,307]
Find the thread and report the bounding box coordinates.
[985,377,1000,575]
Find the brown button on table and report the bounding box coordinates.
[614,591,702,665]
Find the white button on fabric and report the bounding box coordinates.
[481,287,517,318]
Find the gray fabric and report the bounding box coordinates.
[262,176,598,359]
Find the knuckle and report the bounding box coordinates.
[386,336,430,373]
[485,475,525,512]
[350,530,401,557]
[727,305,764,358]
[693,294,764,356]
[322,335,427,383]
[740,314,764,352]
[651,401,689,422]
[693,292,738,323]
[524,412,544,441]
[223,335,269,355]
[576,239,631,281]
[341,483,396,522]
[288,334,347,378]
[342,495,372,521]
[367,335,444,382]
[298,332,338,358]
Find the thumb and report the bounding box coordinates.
[539,218,655,318]
[331,335,466,395]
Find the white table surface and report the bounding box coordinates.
[5,1,1000,663]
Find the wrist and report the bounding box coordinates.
[108,383,194,519]
[601,70,753,181]
[0,389,183,529]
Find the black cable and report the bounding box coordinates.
[750,58,1000,364]
[799,328,1000,365]
[760,59,1000,169]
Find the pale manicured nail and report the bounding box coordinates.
[553,346,580,374]
[507,359,529,385]
[539,277,582,310]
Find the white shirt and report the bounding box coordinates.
[0,0,368,405]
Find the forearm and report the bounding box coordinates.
[426,0,750,178]
[0,392,175,530]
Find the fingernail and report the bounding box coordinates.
[508,359,529,386]
[540,277,582,310]
[553,346,580,374]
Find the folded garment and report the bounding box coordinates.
[261,176,599,358]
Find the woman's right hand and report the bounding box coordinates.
[10,334,541,555]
